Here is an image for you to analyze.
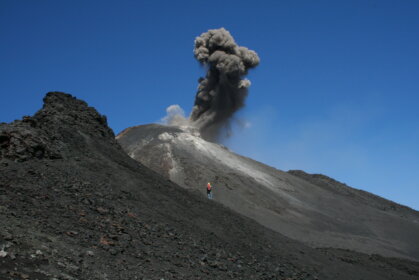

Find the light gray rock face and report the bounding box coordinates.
[117,124,419,261]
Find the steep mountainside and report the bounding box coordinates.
[1,92,419,280]
[117,123,419,261]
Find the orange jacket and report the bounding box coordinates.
[207,183,212,191]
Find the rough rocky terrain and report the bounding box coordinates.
[1,92,419,279]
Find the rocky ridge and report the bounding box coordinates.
[1,92,418,279]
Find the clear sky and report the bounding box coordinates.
[1,0,418,210]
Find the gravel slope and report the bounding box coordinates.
[117,124,419,261]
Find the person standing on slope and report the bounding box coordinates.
[207,182,213,199]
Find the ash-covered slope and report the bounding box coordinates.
[1,93,419,280]
[117,123,419,262]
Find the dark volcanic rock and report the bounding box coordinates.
[0,92,117,162]
[1,92,419,279]
[0,116,61,161]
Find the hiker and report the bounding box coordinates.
[207,182,213,199]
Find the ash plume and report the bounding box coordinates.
[189,28,259,141]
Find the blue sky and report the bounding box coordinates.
[1,0,418,210]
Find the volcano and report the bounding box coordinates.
[117,123,419,262]
[1,92,419,280]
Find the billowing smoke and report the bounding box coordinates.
[161,28,259,142]
[190,28,259,141]
[161,105,189,127]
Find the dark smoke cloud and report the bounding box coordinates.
[189,28,259,141]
